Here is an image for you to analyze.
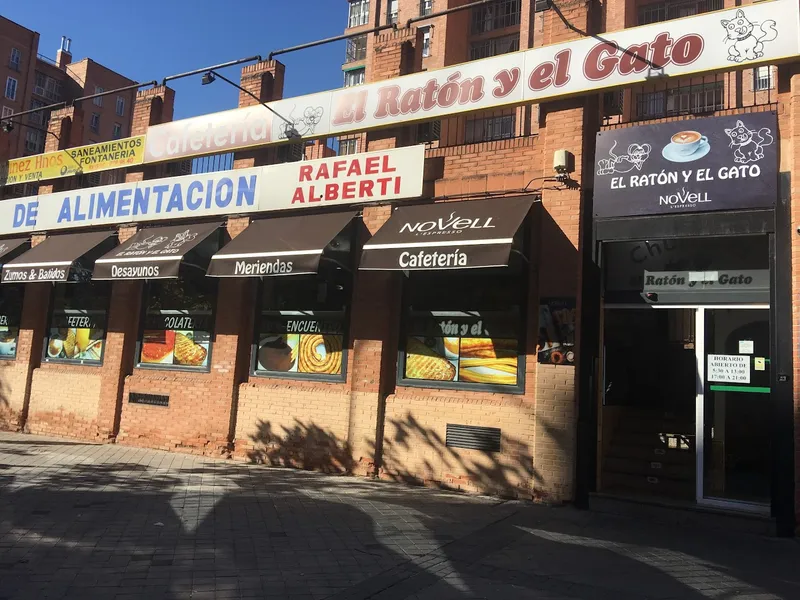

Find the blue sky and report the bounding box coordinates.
[3,0,348,120]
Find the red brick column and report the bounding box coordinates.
[234,60,285,170]
[0,234,49,431]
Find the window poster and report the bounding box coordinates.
[538,298,576,365]
[46,309,106,364]
[255,311,344,377]
[404,311,520,386]
[140,310,212,369]
[0,287,22,360]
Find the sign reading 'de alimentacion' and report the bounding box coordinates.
[138,0,800,163]
[594,112,778,218]
[0,146,424,236]
[708,354,750,384]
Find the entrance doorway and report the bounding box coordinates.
[601,305,771,513]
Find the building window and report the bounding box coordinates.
[400,271,524,390]
[24,130,45,154]
[45,282,110,365]
[469,34,519,60]
[34,72,63,102]
[754,66,773,91]
[1,106,13,122]
[9,48,21,71]
[0,285,23,360]
[345,34,367,63]
[348,0,370,27]
[472,0,521,34]
[636,82,724,119]
[112,123,122,139]
[420,26,432,57]
[253,267,351,381]
[93,87,104,107]
[387,0,398,24]
[339,137,359,155]
[139,278,216,371]
[421,0,433,16]
[465,113,516,143]
[28,99,46,126]
[4,77,17,101]
[116,96,125,117]
[344,68,365,87]
[90,112,100,133]
[417,120,441,143]
[638,0,722,25]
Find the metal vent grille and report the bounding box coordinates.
[446,424,501,452]
[129,393,169,407]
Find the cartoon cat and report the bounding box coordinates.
[721,9,777,63]
[597,141,651,175]
[724,119,774,164]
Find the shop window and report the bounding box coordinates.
[139,277,216,371]
[45,282,110,365]
[471,0,521,34]
[0,285,23,360]
[400,270,525,391]
[469,34,519,60]
[253,264,352,381]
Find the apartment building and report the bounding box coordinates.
[0,16,136,169]
[0,0,798,536]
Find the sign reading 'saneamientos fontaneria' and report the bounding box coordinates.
[142,0,800,162]
[0,146,423,236]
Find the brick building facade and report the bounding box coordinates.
[0,0,797,536]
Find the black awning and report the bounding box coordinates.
[359,196,535,271]
[2,231,115,283]
[92,223,221,280]
[207,212,355,277]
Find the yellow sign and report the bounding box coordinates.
[2,136,146,186]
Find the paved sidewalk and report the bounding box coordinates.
[0,432,798,599]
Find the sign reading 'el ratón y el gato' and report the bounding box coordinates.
[594,112,778,218]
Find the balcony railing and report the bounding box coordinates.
[602,68,778,126]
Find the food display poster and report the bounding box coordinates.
[46,309,106,363]
[538,298,576,366]
[404,311,519,386]
[256,312,344,377]
[0,311,19,359]
[139,310,212,369]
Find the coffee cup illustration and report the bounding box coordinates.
[670,130,707,156]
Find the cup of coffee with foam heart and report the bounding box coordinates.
[670,130,707,156]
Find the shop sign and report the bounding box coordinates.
[0,146,423,235]
[594,112,778,218]
[643,269,769,293]
[142,1,799,163]
[2,137,145,187]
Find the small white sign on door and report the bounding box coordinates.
[708,354,750,384]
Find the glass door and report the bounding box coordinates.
[696,307,771,512]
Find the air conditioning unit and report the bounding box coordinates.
[534,0,552,12]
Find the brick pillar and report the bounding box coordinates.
[234,60,286,170]
[530,0,595,502]
[0,234,49,431]
[126,85,175,184]
[46,106,84,152]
